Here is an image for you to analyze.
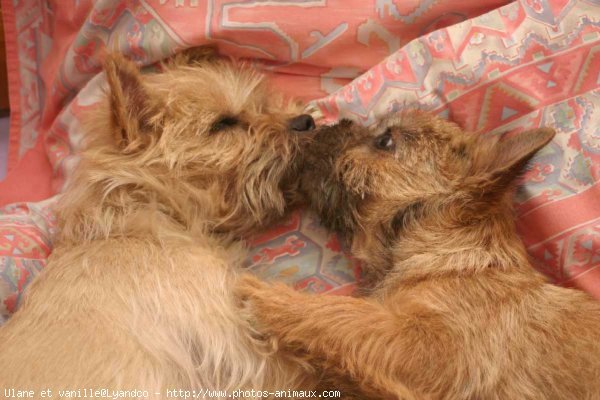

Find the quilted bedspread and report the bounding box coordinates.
[0,0,599,322]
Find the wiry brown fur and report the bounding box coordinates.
[0,49,316,397]
[237,110,600,399]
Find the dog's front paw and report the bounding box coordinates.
[235,274,277,333]
[235,274,271,304]
[235,274,300,335]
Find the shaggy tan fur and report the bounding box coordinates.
[237,111,600,400]
[0,49,316,397]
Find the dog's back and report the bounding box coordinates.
[378,268,600,399]
[0,238,308,394]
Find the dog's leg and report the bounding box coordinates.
[236,275,422,400]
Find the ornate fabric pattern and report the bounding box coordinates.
[0,197,56,319]
[0,0,598,321]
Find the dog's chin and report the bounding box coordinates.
[299,167,358,239]
[280,179,303,211]
[296,121,363,235]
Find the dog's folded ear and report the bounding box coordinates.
[467,127,555,199]
[165,45,219,68]
[103,53,162,151]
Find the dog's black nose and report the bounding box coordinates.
[288,114,316,132]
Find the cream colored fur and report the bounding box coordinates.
[0,50,314,398]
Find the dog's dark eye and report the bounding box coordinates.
[211,116,239,132]
[374,130,395,151]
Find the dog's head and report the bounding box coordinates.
[69,51,314,238]
[301,110,554,269]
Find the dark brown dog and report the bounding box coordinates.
[237,111,600,400]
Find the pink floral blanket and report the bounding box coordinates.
[1,0,599,321]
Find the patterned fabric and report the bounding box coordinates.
[246,210,360,295]
[0,197,56,319]
[0,0,599,321]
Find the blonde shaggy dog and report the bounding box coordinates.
[237,111,600,400]
[0,49,316,397]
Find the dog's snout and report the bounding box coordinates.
[288,114,316,132]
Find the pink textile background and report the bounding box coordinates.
[0,0,599,320]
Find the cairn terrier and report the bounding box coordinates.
[237,111,600,400]
[0,49,317,397]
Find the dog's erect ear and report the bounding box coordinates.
[469,128,555,197]
[489,127,555,186]
[104,53,160,150]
